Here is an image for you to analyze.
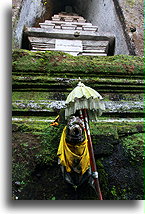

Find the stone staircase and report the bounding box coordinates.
[12,50,144,121]
[24,13,115,56]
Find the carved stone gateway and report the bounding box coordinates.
[24,13,115,56]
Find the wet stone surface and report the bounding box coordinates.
[12,100,143,114]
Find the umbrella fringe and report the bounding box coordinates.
[65,98,105,120]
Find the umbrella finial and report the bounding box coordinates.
[77,77,84,86]
[78,77,81,83]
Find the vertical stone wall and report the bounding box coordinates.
[73,0,130,55]
[116,0,144,56]
[12,0,45,48]
[12,0,65,48]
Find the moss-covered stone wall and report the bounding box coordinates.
[12,49,143,74]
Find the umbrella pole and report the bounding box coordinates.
[80,109,103,200]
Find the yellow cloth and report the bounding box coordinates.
[57,126,90,175]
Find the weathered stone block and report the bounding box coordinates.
[55,39,82,52]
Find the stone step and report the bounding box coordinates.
[12,70,144,80]
[12,76,144,86]
[12,89,143,103]
[29,37,108,49]
[25,27,115,46]
[44,20,93,26]
[12,100,144,113]
[51,17,86,23]
[83,26,98,31]
[80,53,107,56]
[52,17,60,21]
[30,48,107,56]
[12,99,144,120]
[12,110,144,118]
[39,23,55,29]
[82,49,106,53]
[31,47,55,51]
[31,43,55,47]
[61,25,76,30]
[83,46,107,51]
[52,14,86,23]
[12,82,144,91]
[63,18,74,22]
[12,117,144,123]
[83,40,109,45]
[32,45,55,49]
[58,13,82,19]
[53,15,60,18]
[39,22,97,31]
[12,82,144,93]
[28,37,55,43]
[54,25,62,29]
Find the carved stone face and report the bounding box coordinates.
[66,116,85,145]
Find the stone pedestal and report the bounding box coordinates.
[25,13,115,56]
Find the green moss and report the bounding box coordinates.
[109,186,128,200]
[13,119,144,141]
[90,122,119,139]
[122,133,144,160]
[12,77,143,90]
[96,159,109,199]
[13,120,144,140]
[12,121,48,133]
[12,131,41,194]
[90,121,143,137]
[12,121,65,199]
[13,121,65,163]
[12,163,30,186]
[110,185,130,200]
[36,124,64,165]
[110,185,118,198]
[12,49,143,75]
[12,91,64,101]
[12,91,143,104]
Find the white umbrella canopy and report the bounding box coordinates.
[65,81,105,120]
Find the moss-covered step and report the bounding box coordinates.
[12,91,143,102]
[12,78,144,92]
[12,120,144,200]
[12,49,143,75]
[12,76,144,85]
[12,91,67,101]
[13,71,143,79]
[12,119,144,139]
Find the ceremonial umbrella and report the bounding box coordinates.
[65,81,105,120]
[65,81,105,200]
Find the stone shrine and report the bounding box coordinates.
[24,13,115,56]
